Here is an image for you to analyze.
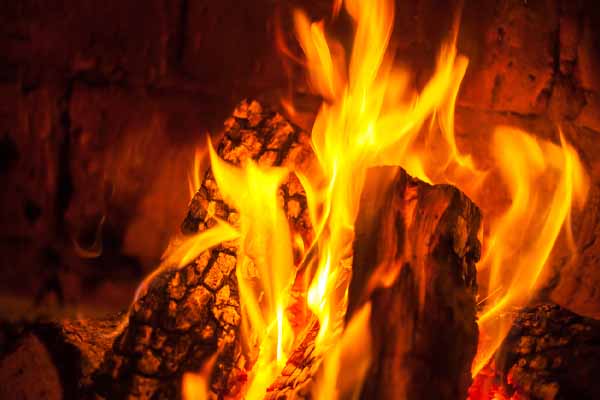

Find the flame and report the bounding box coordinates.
[188,146,207,199]
[182,353,218,400]
[207,137,297,398]
[171,0,589,397]
[312,302,372,399]
[471,128,589,375]
[292,0,479,366]
[290,0,588,389]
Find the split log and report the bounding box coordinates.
[261,166,482,400]
[347,166,482,400]
[470,302,600,400]
[91,99,317,399]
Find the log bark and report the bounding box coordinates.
[90,99,316,399]
[262,166,482,400]
[348,166,482,400]
[470,302,600,400]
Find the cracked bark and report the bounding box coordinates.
[91,99,316,399]
[349,166,481,400]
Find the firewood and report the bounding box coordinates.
[1,103,482,400]
[260,167,481,400]
[470,303,600,400]
[348,166,481,400]
[91,99,316,399]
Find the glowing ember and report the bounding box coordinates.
[176,0,588,398]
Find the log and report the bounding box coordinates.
[0,102,486,400]
[91,99,317,399]
[0,99,318,400]
[261,166,482,400]
[348,166,481,400]
[469,302,600,400]
[5,303,599,400]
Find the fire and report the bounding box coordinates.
[471,128,588,375]
[207,137,297,398]
[182,353,218,400]
[188,146,207,200]
[177,0,588,398]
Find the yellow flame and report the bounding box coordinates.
[168,0,589,397]
[207,137,296,398]
[471,128,589,374]
[290,0,588,392]
[182,353,218,400]
[188,146,207,199]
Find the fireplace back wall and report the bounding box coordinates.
[1,0,600,317]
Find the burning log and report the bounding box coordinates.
[348,166,482,400]
[91,99,316,399]
[470,303,600,400]
[0,99,317,400]
[260,167,482,400]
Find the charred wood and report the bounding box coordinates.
[470,303,600,400]
[91,99,316,399]
[348,166,481,400]
[262,166,482,400]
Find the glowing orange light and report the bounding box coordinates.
[168,0,590,398]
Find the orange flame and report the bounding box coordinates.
[291,0,588,386]
[188,146,207,200]
[207,137,297,398]
[292,0,480,366]
[312,302,372,399]
[182,353,218,400]
[177,0,589,397]
[472,128,589,374]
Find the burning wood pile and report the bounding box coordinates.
[1,0,599,399]
[3,99,598,400]
[88,97,483,399]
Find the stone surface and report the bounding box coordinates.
[459,0,557,114]
[0,0,179,84]
[0,334,62,400]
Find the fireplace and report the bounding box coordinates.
[1,0,600,399]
